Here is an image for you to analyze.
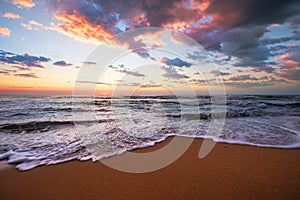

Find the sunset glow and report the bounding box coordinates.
[0,0,299,95]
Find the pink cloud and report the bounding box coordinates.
[275,53,300,69]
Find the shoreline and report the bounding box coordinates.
[1,137,300,199]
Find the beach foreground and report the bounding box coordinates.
[1,137,300,200]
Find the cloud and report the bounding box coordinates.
[132,48,151,59]
[0,27,11,37]
[161,57,192,67]
[53,10,112,44]
[48,0,300,72]
[21,20,44,30]
[161,66,190,79]
[76,80,156,88]
[186,51,207,61]
[260,32,300,46]
[108,65,118,69]
[76,80,112,85]
[251,66,275,73]
[0,68,38,79]
[12,65,30,71]
[29,20,42,26]
[83,61,97,65]
[14,73,38,78]
[140,82,162,88]
[278,69,300,81]
[0,69,17,75]
[225,81,274,88]
[210,70,231,76]
[275,50,300,69]
[189,78,207,85]
[228,74,259,81]
[2,12,21,19]
[0,70,10,75]
[11,0,36,9]
[221,75,289,88]
[53,60,72,67]
[0,50,50,68]
[116,69,145,77]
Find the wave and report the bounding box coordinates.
[0,95,299,171]
[0,119,113,134]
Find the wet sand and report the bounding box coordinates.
[1,137,300,199]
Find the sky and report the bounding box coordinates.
[0,0,299,95]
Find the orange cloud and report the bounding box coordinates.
[189,0,211,11]
[163,21,191,32]
[53,11,112,44]
[12,0,35,9]
[2,12,21,19]
[0,27,11,37]
[276,53,290,60]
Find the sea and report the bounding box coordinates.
[0,95,299,170]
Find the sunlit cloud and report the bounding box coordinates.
[1,0,299,94]
[11,0,36,9]
[53,11,112,44]
[2,12,21,19]
[0,27,11,37]
[189,0,211,11]
[21,20,43,30]
[275,52,300,69]
[29,20,42,26]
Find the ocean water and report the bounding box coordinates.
[0,95,299,170]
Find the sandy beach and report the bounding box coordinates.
[0,137,299,200]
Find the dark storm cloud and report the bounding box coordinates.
[49,0,300,70]
[200,0,300,67]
